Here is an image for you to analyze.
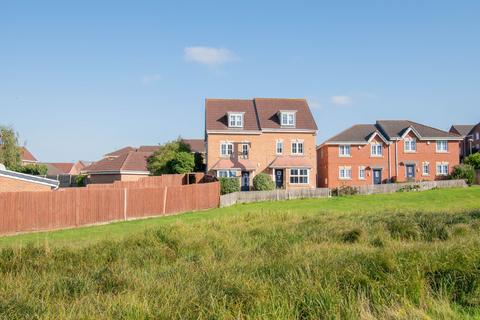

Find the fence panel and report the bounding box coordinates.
[127,187,167,218]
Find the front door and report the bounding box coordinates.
[275,169,284,189]
[373,169,382,185]
[406,164,415,180]
[241,171,250,191]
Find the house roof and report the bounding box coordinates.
[322,120,461,145]
[205,98,317,132]
[137,145,160,152]
[210,158,257,171]
[43,162,75,175]
[0,165,59,188]
[20,147,37,162]
[269,156,313,168]
[449,124,476,136]
[104,146,135,157]
[182,139,205,153]
[83,151,152,174]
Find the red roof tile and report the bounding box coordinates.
[269,156,313,168]
[254,98,318,130]
[20,147,37,162]
[205,99,260,131]
[182,139,205,153]
[104,146,135,157]
[210,158,257,171]
[84,151,152,173]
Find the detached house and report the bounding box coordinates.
[317,120,461,188]
[449,123,480,159]
[205,98,318,190]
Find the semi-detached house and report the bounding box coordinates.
[205,98,318,190]
[317,120,462,188]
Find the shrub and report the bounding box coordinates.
[15,163,48,176]
[253,173,275,191]
[75,174,88,187]
[332,185,358,196]
[464,153,480,170]
[397,184,421,192]
[220,177,240,195]
[450,164,475,185]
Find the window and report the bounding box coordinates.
[422,162,430,176]
[291,141,304,155]
[240,144,249,158]
[290,168,309,184]
[436,163,449,176]
[339,145,351,157]
[220,143,233,157]
[228,113,243,128]
[217,170,237,178]
[276,140,283,154]
[476,132,479,140]
[370,144,382,157]
[358,166,366,180]
[339,166,352,180]
[280,111,295,126]
[436,140,448,152]
[404,138,417,152]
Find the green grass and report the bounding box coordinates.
[0,187,480,319]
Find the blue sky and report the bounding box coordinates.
[1,1,479,162]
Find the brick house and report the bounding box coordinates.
[205,98,318,190]
[317,120,461,188]
[0,164,59,192]
[449,123,480,159]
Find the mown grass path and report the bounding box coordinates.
[0,187,479,319]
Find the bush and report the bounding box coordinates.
[464,153,480,169]
[15,163,48,176]
[75,174,88,187]
[397,184,421,192]
[450,164,475,185]
[252,173,275,191]
[332,185,358,196]
[220,177,240,195]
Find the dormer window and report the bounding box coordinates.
[228,112,244,128]
[279,111,296,127]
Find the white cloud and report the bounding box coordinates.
[330,95,353,106]
[142,74,162,85]
[184,46,238,66]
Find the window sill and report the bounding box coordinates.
[370,155,383,158]
[291,154,304,156]
[404,151,417,153]
[339,155,351,158]
[339,178,352,180]
[435,151,449,154]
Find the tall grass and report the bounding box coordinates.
[1,197,480,318]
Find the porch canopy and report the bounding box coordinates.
[269,156,312,169]
[211,158,257,171]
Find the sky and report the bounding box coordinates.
[1,1,479,162]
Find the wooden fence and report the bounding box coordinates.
[0,181,219,236]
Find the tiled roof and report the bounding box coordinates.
[269,156,313,168]
[323,120,461,145]
[182,139,205,153]
[205,98,317,131]
[84,151,152,174]
[104,146,135,157]
[20,147,37,162]
[210,158,256,171]
[43,162,75,175]
[137,145,161,152]
[449,124,475,136]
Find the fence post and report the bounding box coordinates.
[124,188,128,221]
[162,186,168,214]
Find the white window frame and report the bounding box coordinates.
[291,141,304,155]
[339,166,352,180]
[422,162,430,176]
[228,113,244,128]
[476,132,480,140]
[436,140,448,153]
[370,143,382,157]
[220,142,234,157]
[289,168,309,184]
[358,166,366,180]
[339,145,351,157]
[276,140,283,155]
[436,162,449,176]
[280,111,296,126]
[240,143,249,158]
[217,170,237,178]
[404,138,417,152]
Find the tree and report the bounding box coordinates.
[464,153,480,170]
[0,126,21,170]
[194,152,206,172]
[450,164,475,185]
[147,138,195,175]
[16,163,48,176]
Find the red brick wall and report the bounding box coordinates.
[0,176,52,192]
[317,133,460,188]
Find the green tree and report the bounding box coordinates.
[147,138,194,175]
[450,164,475,185]
[194,152,206,172]
[0,126,21,170]
[16,163,48,176]
[464,153,480,170]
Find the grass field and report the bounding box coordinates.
[0,187,479,319]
